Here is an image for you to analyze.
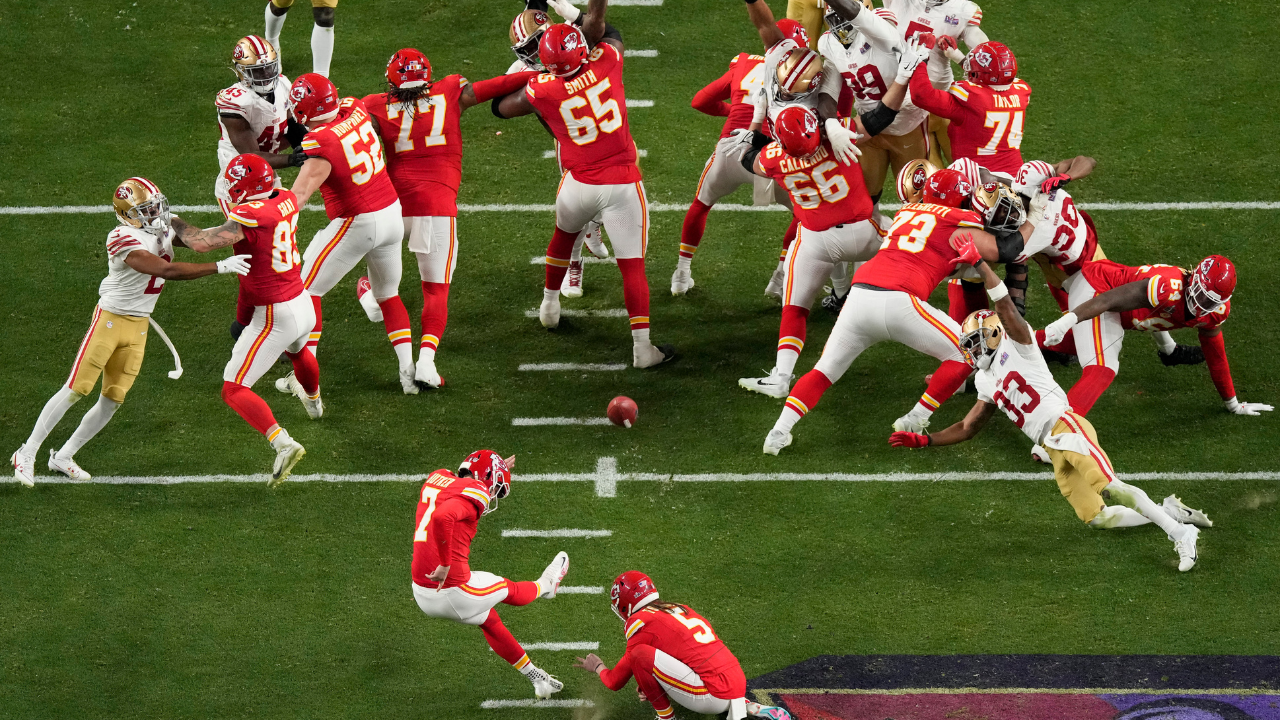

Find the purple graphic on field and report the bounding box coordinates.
[1105,694,1280,719]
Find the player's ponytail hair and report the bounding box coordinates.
[648,600,688,615]
[389,83,432,117]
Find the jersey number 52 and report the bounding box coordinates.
[340,121,387,185]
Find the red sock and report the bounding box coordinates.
[616,257,651,332]
[235,288,253,326]
[221,381,278,436]
[502,580,540,607]
[680,199,711,259]
[287,349,320,396]
[378,295,412,348]
[419,281,450,352]
[778,305,809,355]
[786,370,834,417]
[780,216,799,262]
[946,280,966,323]
[919,360,971,411]
[544,227,578,290]
[1067,365,1116,416]
[479,609,527,666]
[1048,283,1070,312]
[307,294,323,354]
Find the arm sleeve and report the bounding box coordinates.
[1199,330,1236,400]
[908,63,962,119]
[428,498,473,565]
[471,71,538,103]
[854,8,902,54]
[598,653,636,692]
[691,70,734,117]
[959,24,988,47]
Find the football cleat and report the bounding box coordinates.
[527,666,564,699]
[400,367,420,395]
[821,287,848,316]
[274,375,294,394]
[1163,495,1213,528]
[764,262,786,299]
[539,296,561,329]
[634,343,678,369]
[583,224,609,259]
[11,445,36,487]
[763,429,793,456]
[751,705,793,720]
[48,450,91,481]
[414,355,444,389]
[892,413,930,434]
[740,368,793,399]
[670,266,695,296]
[285,373,324,420]
[1159,344,1205,366]
[561,260,584,298]
[1030,444,1052,464]
[538,551,570,599]
[356,276,384,322]
[1173,525,1200,572]
[269,434,306,487]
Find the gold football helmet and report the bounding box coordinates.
[960,310,1003,369]
[775,48,825,102]
[232,35,281,96]
[113,177,171,237]
[895,158,939,203]
[510,9,550,70]
[973,183,1027,232]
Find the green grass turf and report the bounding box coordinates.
[2,0,1279,717]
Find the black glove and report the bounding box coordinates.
[289,151,310,168]
[1159,344,1206,367]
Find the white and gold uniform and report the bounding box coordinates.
[214,75,291,216]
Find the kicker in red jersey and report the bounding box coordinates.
[619,604,747,699]
[363,75,467,217]
[757,141,873,231]
[411,469,492,589]
[226,190,305,306]
[1081,260,1231,332]
[525,43,641,185]
[299,97,400,220]
[854,202,986,299]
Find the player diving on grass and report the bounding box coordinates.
[411,450,571,700]
[574,571,792,720]
[11,178,251,486]
[888,235,1211,571]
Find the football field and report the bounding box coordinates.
[2,1,1279,718]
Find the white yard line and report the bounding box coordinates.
[611,0,664,5]
[624,49,659,57]
[502,529,613,538]
[520,641,601,651]
[529,256,616,265]
[541,150,557,159]
[546,147,648,157]
[481,699,595,709]
[521,309,628,318]
[626,99,654,108]
[518,362,628,371]
[511,417,613,426]
[556,586,604,594]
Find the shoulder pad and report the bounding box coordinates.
[875,8,898,25]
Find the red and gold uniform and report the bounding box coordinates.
[908,63,1030,175]
[692,53,767,139]
[857,202,985,299]
[363,76,467,219]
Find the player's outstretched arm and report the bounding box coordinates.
[171,216,246,253]
[462,72,540,111]
[123,247,250,280]
[891,400,997,448]
[691,70,734,117]
[574,652,635,691]
[743,0,785,51]
[1042,279,1150,345]
[289,157,333,208]
[1197,328,1274,415]
[494,89,537,120]
[907,56,962,119]
[582,0,614,50]
[1040,156,1096,193]
[970,247,1032,344]
[222,115,308,170]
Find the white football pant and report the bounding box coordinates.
[301,200,404,300]
[223,292,314,386]
[555,172,648,259]
[814,287,965,381]
[411,571,509,626]
[405,216,459,284]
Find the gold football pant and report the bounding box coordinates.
[1045,411,1115,523]
[926,114,951,168]
[786,0,824,50]
[66,306,149,403]
[858,121,930,200]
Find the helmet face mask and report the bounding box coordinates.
[824,10,857,45]
[610,571,660,621]
[510,10,550,71]
[960,310,1003,370]
[232,36,280,96]
[975,184,1026,232]
[1186,256,1235,317]
[774,48,824,103]
[458,450,514,515]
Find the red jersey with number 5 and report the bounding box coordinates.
[621,604,746,699]
[362,75,467,218]
[411,469,492,590]
[758,140,873,231]
[909,65,1031,175]
[1082,261,1230,332]
[300,97,399,220]
[226,189,305,306]
[525,43,641,185]
[854,202,985,299]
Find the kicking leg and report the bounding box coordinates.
[480,610,563,699]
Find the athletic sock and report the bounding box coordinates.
[1089,505,1152,529]
[829,261,851,297]
[776,305,809,376]
[288,349,320,397]
[25,386,83,452]
[307,294,323,356]
[264,2,286,50]
[782,215,799,255]
[1153,330,1176,355]
[55,394,120,460]
[544,227,577,290]
[776,370,833,434]
[419,281,449,356]
[503,580,541,606]
[479,609,528,666]
[1107,480,1182,536]
[1047,282,1070,312]
[680,199,711,261]
[221,382,279,436]
[310,23,334,77]
[914,360,971,419]
[1067,365,1116,416]
[617,257,651,342]
[378,296,414,369]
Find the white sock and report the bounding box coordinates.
[1153,331,1176,355]
[393,342,413,370]
[56,395,121,460]
[632,327,651,346]
[270,427,293,450]
[907,403,932,423]
[1107,480,1182,536]
[518,660,540,678]
[417,346,436,367]
[1089,504,1152,529]
[776,349,799,377]
[26,386,83,452]
[570,234,585,263]
[773,405,803,434]
[676,256,691,271]
[829,262,851,296]
[311,23,334,77]
[264,2,287,49]
[542,287,559,304]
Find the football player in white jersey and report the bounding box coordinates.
[10,179,250,487]
[889,237,1209,572]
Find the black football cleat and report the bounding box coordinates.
[1160,344,1205,366]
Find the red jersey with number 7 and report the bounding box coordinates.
[363,76,468,218]
[300,97,399,220]
[908,64,1031,175]
[757,140,873,231]
[525,43,641,185]
[226,189,306,306]
[620,604,746,699]
[411,469,492,590]
[853,202,985,299]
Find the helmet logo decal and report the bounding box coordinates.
[563,29,583,51]
[227,163,250,181]
[974,49,992,68]
[802,112,818,134]
[290,85,307,104]
[912,167,928,186]
[116,185,134,200]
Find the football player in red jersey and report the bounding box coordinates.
[286,73,419,394]
[907,40,1030,176]
[494,0,676,368]
[171,155,319,485]
[412,450,571,700]
[1040,256,1273,418]
[362,50,536,388]
[763,168,1001,455]
[736,106,884,400]
[574,571,792,720]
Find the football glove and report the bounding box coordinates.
[1040,174,1071,194]
[217,254,252,276]
[547,0,581,23]
[949,232,983,268]
[1226,397,1274,416]
[889,431,930,448]
[896,36,928,84]
[824,118,862,165]
[289,151,310,168]
[1043,312,1078,347]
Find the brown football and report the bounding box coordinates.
[607,396,638,428]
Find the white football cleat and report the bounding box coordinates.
[539,296,561,329]
[1163,495,1213,528]
[399,367,420,395]
[560,260,584,298]
[1173,525,1200,572]
[1030,445,1052,464]
[671,266,695,296]
[11,444,36,487]
[763,429,792,456]
[414,355,444,389]
[527,666,564,699]
[764,262,786,300]
[281,372,324,419]
[356,276,384,322]
[583,224,609,259]
[270,433,306,488]
[892,413,930,434]
[48,450,91,481]
[274,375,294,394]
[739,368,793,399]
[538,551,570,599]
[634,343,677,369]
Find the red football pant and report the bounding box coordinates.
[1066,365,1116,416]
[419,282,450,352]
[679,199,711,259]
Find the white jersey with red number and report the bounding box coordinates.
[299,97,400,220]
[1015,189,1094,273]
[817,12,926,135]
[975,333,1072,445]
[99,225,175,317]
[215,77,292,175]
[757,140,874,231]
[886,0,985,88]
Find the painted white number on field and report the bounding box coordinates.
[670,608,717,644]
[559,78,623,146]
[739,63,765,101]
[386,95,448,153]
[413,486,442,542]
[882,210,938,253]
[341,121,387,185]
[979,111,1024,156]
[783,160,850,210]
[271,215,301,273]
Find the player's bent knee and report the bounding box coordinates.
[312,6,335,26]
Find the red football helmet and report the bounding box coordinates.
[610,570,660,620]
[539,23,589,78]
[1187,255,1236,317]
[288,73,340,125]
[964,41,1017,86]
[223,153,277,203]
[775,106,821,158]
[776,18,809,47]
[458,450,514,514]
[923,168,974,208]
[386,48,432,89]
